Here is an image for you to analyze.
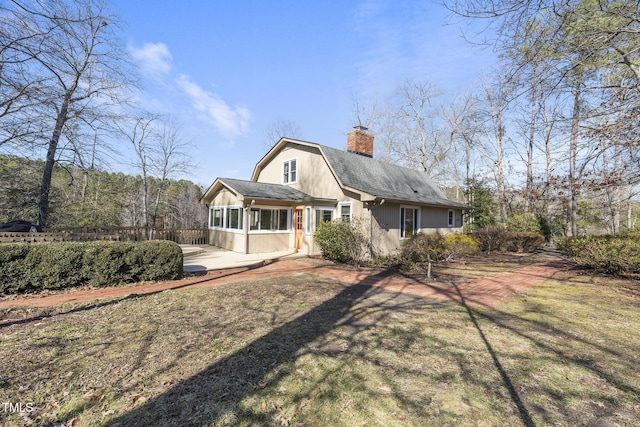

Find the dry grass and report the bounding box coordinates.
[1,253,639,426]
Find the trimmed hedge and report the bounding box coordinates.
[474,227,544,253]
[557,235,640,275]
[0,240,183,294]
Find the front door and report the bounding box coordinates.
[294,208,304,250]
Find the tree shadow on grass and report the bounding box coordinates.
[104,271,387,426]
[0,265,266,330]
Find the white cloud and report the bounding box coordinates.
[176,74,251,139]
[130,42,173,76]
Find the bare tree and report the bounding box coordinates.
[119,115,158,229]
[119,115,193,231]
[469,77,512,220]
[0,0,136,228]
[264,119,303,148]
[360,80,456,184]
[150,121,192,229]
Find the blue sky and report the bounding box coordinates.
[111,0,496,187]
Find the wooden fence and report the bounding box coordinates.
[0,227,209,245]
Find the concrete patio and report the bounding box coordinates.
[180,244,303,273]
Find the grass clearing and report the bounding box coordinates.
[1,253,639,426]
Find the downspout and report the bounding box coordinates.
[369,204,373,259]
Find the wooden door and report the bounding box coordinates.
[294,208,304,250]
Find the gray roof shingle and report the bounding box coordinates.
[319,144,468,208]
[220,178,321,202]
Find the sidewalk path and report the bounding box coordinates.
[0,258,573,310]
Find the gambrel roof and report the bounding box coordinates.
[247,138,469,209]
[319,144,468,209]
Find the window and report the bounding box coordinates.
[283,159,297,184]
[339,203,351,222]
[305,207,311,234]
[315,208,333,228]
[249,208,289,231]
[448,210,455,227]
[210,207,223,228]
[400,207,418,239]
[226,207,243,230]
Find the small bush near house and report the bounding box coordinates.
[558,235,640,275]
[442,233,480,260]
[0,240,183,294]
[400,233,480,277]
[474,226,509,253]
[400,234,445,269]
[314,219,367,264]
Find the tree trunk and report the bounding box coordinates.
[38,92,72,228]
[525,78,537,213]
[568,73,582,237]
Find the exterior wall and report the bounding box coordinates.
[209,188,244,252]
[370,204,464,256]
[212,188,241,206]
[256,143,358,206]
[248,233,290,253]
[421,207,464,232]
[209,229,244,252]
[370,203,403,255]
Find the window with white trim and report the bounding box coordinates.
[305,207,311,234]
[448,210,455,227]
[283,159,297,184]
[315,208,333,229]
[400,207,418,239]
[225,207,243,230]
[210,207,223,228]
[249,208,290,231]
[339,203,351,222]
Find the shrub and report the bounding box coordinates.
[474,226,509,253]
[506,232,545,253]
[0,244,30,293]
[401,234,444,266]
[558,235,640,275]
[26,242,86,290]
[442,233,480,260]
[0,240,183,294]
[399,233,478,277]
[314,219,367,264]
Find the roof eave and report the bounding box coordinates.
[366,195,472,210]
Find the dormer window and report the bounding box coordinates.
[283,159,297,184]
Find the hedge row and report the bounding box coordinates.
[473,227,545,253]
[557,235,640,275]
[0,240,183,294]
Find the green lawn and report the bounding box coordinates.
[1,255,638,426]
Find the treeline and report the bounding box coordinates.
[359,1,640,238]
[0,155,207,229]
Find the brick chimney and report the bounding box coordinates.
[347,125,374,158]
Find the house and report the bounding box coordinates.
[201,126,469,256]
